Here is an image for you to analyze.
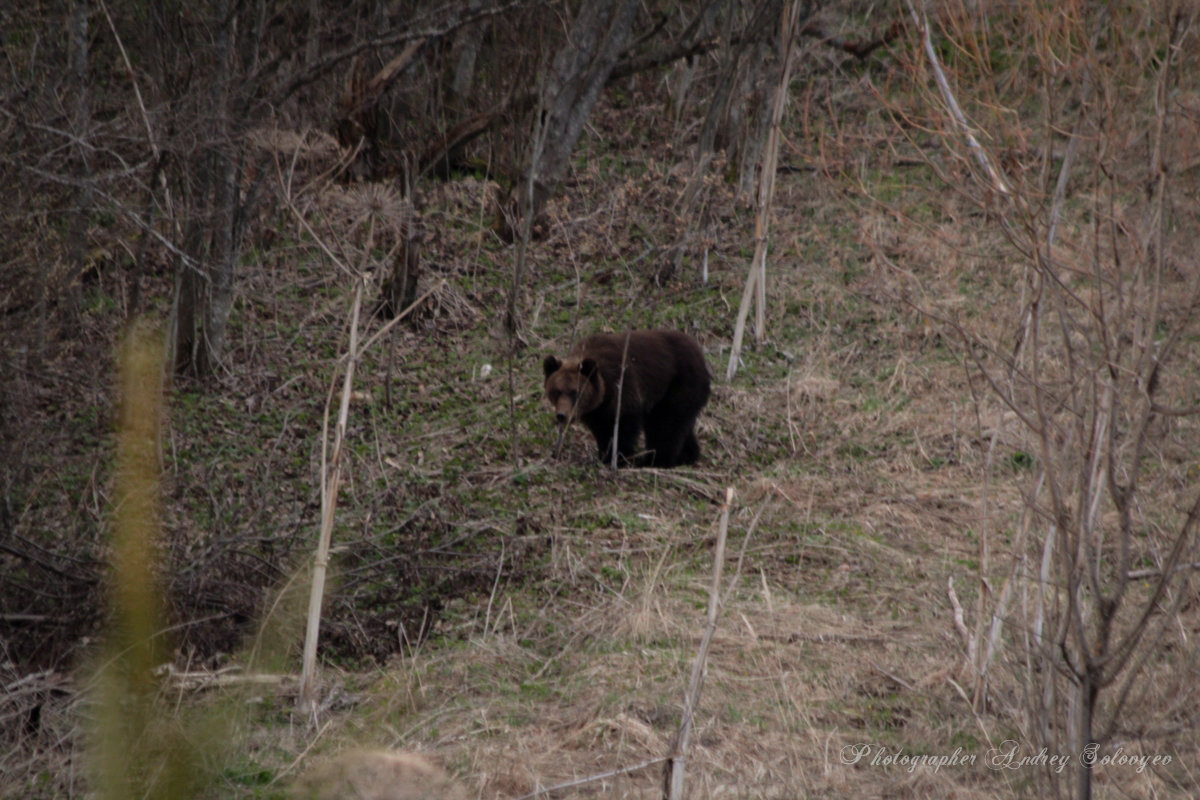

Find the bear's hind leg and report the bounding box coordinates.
[643,423,692,468]
[677,430,700,466]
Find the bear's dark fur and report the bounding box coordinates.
[542,330,710,468]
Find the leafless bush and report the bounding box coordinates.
[890,3,1200,797]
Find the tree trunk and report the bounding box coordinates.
[449,1,485,110]
[379,207,422,321]
[169,222,205,376]
[518,0,641,226]
[1076,676,1096,800]
[697,1,800,196]
[167,0,253,379]
[203,154,240,372]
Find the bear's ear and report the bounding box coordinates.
[579,358,600,383]
[543,356,562,378]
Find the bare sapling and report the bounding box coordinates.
[293,277,433,704]
[274,149,433,713]
[903,0,1019,716]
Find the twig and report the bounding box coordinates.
[274,158,355,280]
[721,497,769,608]
[94,0,188,281]
[946,577,974,665]
[268,718,334,786]
[96,0,174,218]
[355,280,444,357]
[663,487,733,800]
[483,538,505,637]
[551,418,570,460]
[802,19,902,59]
[266,0,529,105]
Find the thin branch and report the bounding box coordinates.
[266,0,532,104]
[801,18,902,59]
[903,0,1011,196]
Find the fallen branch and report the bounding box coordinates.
[161,665,294,691]
[801,18,902,59]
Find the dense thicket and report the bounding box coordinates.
[1,0,824,669]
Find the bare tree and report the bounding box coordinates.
[501,0,641,235]
[155,0,268,377]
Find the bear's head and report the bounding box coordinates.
[543,355,604,424]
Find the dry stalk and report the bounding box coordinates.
[610,331,633,469]
[946,577,973,663]
[551,418,570,460]
[298,280,363,715]
[726,0,802,381]
[663,486,733,800]
[354,280,444,357]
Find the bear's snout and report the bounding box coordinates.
[555,411,568,424]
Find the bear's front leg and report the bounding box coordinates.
[589,415,642,467]
[587,417,617,466]
[614,415,643,466]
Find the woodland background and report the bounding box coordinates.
[3,1,1200,798]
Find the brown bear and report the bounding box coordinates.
[542,330,710,467]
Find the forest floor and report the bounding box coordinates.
[3,34,1197,800]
